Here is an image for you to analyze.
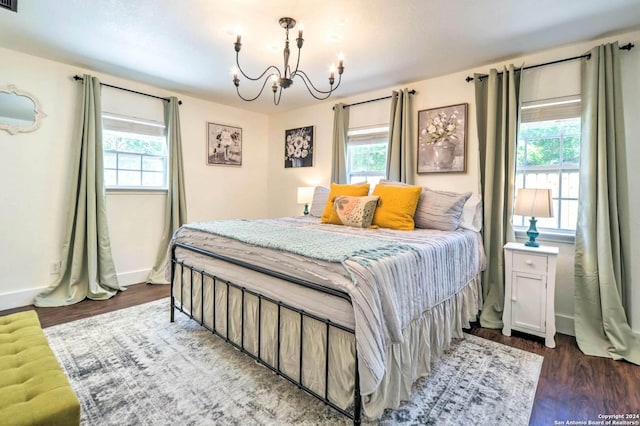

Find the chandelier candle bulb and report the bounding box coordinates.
[232,66,239,87]
[234,29,242,52]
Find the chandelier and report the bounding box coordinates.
[232,17,345,105]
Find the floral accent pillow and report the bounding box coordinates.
[333,196,379,228]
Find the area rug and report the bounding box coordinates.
[44,299,542,425]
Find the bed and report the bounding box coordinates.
[168,202,485,424]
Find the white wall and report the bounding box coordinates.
[267,30,640,337]
[0,47,269,309]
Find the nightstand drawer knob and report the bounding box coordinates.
[512,296,517,302]
[525,260,533,265]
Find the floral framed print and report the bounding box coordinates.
[284,125,314,168]
[417,103,467,173]
[207,122,242,166]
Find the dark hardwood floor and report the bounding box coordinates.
[467,325,640,425]
[0,283,169,328]
[1,283,638,425]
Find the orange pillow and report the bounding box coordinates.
[320,183,371,224]
[372,184,422,230]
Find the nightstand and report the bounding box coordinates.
[503,242,559,348]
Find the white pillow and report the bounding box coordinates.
[460,193,483,232]
[309,186,330,217]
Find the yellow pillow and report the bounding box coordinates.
[372,184,422,230]
[321,183,371,224]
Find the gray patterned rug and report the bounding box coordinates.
[44,299,542,425]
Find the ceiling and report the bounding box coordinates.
[1,0,640,114]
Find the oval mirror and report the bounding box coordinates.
[0,85,47,135]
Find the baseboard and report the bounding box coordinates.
[0,269,151,311]
[117,269,151,287]
[0,286,49,311]
[555,313,575,336]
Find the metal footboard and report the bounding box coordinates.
[170,242,362,425]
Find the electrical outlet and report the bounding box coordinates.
[49,261,61,275]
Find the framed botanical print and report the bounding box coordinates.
[207,122,242,166]
[417,103,467,173]
[284,125,314,168]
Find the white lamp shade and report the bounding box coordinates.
[297,186,314,204]
[514,188,554,218]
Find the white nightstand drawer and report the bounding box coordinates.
[512,252,547,274]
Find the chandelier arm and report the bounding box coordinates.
[295,70,342,96]
[236,53,282,81]
[295,73,339,100]
[235,75,273,102]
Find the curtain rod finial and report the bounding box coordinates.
[620,42,635,51]
[465,76,474,82]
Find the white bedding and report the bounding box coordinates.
[170,216,485,400]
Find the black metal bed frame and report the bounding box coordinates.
[170,242,363,425]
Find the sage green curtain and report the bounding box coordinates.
[387,89,414,184]
[35,74,122,306]
[331,103,349,184]
[474,66,521,328]
[574,42,640,364]
[148,97,187,284]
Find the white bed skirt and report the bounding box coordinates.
[173,265,481,420]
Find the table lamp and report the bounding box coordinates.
[514,188,554,247]
[297,186,314,215]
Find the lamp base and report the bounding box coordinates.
[524,217,540,247]
[303,203,309,216]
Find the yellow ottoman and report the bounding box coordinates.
[0,310,80,426]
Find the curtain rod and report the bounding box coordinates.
[332,89,416,110]
[465,42,635,82]
[72,75,183,105]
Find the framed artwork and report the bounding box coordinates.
[284,125,314,168]
[417,103,467,173]
[207,122,242,166]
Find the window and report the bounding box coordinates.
[346,126,389,184]
[102,113,167,189]
[514,96,581,233]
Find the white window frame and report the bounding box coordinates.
[102,112,168,191]
[346,125,389,185]
[514,96,581,243]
